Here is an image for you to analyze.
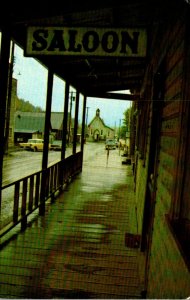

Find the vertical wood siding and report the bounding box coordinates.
[147,19,190,298]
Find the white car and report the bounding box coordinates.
[50,140,62,151]
[105,139,116,150]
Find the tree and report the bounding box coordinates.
[120,107,131,139]
[16,98,44,112]
[123,107,131,131]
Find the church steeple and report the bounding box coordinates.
[96,108,100,117]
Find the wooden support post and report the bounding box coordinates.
[61,82,69,160]
[72,91,80,154]
[0,29,11,210]
[40,69,53,216]
[81,95,87,165]
[42,70,53,170]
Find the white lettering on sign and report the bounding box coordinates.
[26,27,147,57]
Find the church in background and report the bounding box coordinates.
[87,108,115,142]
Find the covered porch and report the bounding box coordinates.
[0,145,145,299]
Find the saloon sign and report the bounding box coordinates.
[26,27,147,57]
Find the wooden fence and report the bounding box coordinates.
[0,152,82,239]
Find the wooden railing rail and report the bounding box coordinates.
[0,152,82,239]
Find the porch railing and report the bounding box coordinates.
[0,151,82,239]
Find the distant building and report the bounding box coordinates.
[14,111,47,143]
[14,111,67,144]
[50,112,65,140]
[87,108,114,142]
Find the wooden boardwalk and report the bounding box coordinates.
[0,145,145,298]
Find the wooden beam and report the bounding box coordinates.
[86,92,139,101]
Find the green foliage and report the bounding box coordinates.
[120,125,127,139]
[120,107,131,138]
[123,107,131,131]
[16,98,44,112]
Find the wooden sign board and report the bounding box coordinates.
[26,27,147,57]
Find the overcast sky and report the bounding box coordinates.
[13,43,131,127]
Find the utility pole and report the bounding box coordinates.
[118,119,121,156]
[85,106,89,137]
[118,119,121,140]
[68,91,75,145]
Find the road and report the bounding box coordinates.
[2,142,112,187]
[3,147,74,187]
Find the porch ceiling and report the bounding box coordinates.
[0,0,184,99]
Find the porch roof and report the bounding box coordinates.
[0,0,186,100]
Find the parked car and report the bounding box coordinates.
[50,140,62,151]
[19,138,48,152]
[105,139,116,150]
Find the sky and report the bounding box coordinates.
[13,43,131,128]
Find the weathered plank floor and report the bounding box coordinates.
[0,146,145,298]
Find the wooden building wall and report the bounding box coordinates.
[147,18,190,298]
[135,9,190,298]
